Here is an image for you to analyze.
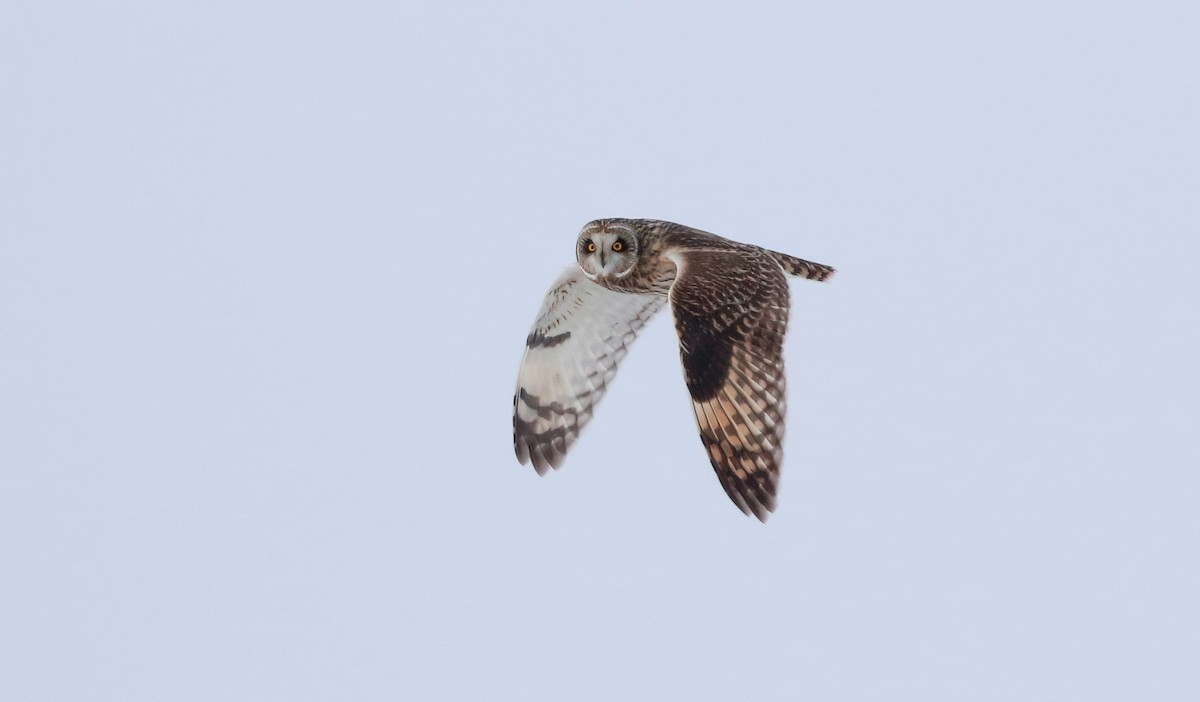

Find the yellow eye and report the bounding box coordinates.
[585,240,596,252]
[612,241,624,252]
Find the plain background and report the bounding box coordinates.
[2,2,1198,700]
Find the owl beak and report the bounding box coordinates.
[599,250,607,267]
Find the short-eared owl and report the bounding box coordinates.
[513,219,834,520]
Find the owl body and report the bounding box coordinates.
[514,218,834,521]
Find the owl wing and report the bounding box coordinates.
[514,266,667,474]
[667,248,791,521]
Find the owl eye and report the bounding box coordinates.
[585,240,596,253]
[612,241,624,252]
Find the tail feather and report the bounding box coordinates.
[769,251,836,281]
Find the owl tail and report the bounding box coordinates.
[769,251,837,282]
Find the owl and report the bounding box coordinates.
[512,219,834,520]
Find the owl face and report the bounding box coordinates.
[576,223,639,281]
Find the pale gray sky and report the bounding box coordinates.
[2,2,1198,700]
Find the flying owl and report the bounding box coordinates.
[512,219,834,520]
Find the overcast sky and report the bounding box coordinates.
[2,2,1198,700]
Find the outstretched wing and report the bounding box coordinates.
[514,266,666,474]
[667,248,791,521]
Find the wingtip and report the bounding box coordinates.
[528,445,568,475]
[738,486,775,522]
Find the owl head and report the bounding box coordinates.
[576,220,640,281]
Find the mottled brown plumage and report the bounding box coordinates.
[513,219,834,520]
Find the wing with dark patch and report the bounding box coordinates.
[667,248,790,521]
[513,266,666,474]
